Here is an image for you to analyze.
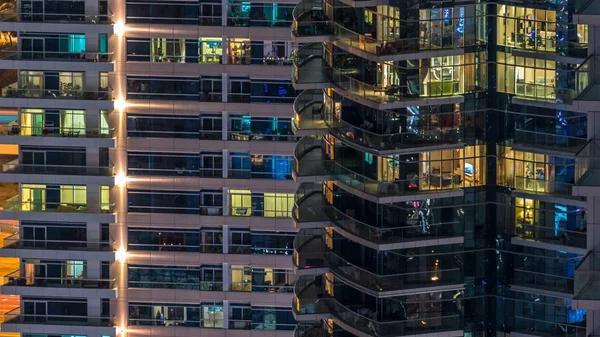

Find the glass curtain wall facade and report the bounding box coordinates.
[290,1,600,337]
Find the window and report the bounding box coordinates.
[60,185,86,205]
[198,38,223,64]
[202,303,224,328]
[150,38,186,63]
[59,110,85,133]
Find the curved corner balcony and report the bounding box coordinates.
[326,114,463,155]
[325,205,464,251]
[322,251,464,297]
[332,23,463,62]
[293,89,328,136]
[293,277,464,337]
[331,161,464,204]
[292,44,332,90]
[293,228,328,276]
[331,71,464,110]
[295,323,328,337]
[293,182,331,229]
[293,136,332,183]
[292,0,332,43]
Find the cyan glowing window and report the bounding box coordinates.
[68,34,85,53]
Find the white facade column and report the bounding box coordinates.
[222,225,229,254]
[86,184,100,213]
[222,187,229,216]
[222,111,229,140]
[222,74,228,103]
[222,300,230,329]
[222,150,229,178]
[222,262,230,292]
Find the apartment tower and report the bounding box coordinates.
[0,0,302,336]
[290,1,600,337]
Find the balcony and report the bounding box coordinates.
[292,182,330,229]
[511,269,573,295]
[574,252,600,309]
[509,130,588,154]
[512,317,586,337]
[331,70,464,110]
[0,85,111,100]
[573,140,600,196]
[0,126,114,147]
[2,308,114,335]
[293,277,463,337]
[293,136,332,183]
[324,205,464,251]
[293,89,327,136]
[0,11,113,24]
[295,323,328,337]
[1,234,113,252]
[0,51,114,72]
[0,50,112,62]
[514,222,586,250]
[326,113,463,155]
[332,22,463,62]
[2,161,113,176]
[2,195,114,214]
[291,0,332,42]
[331,161,464,203]
[513,56,590,107]
[323,250,463,296]
[1,270,117,298]
[292,43,331,90]
[293,228,328,276]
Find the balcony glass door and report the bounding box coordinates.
[22,226,46,248]
[23,300,47,323]
[21,185,46,211]
[21,37,44,60]
[20,110,44,135]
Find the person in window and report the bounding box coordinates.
[156,310,165,325]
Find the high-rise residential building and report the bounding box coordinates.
[0,0,302,336]
[290,1,600,337]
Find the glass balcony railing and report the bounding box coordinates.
[512,176,573,196]
[3,195,115,214]
[293,293,462,337]
[331,71,461,106]
[324,206,463,246]
[322,251,463,293]
[292,0,332,38]
[0,86,112,100]
[326,113,462,152]
[293,136,332,179]
[293,228,326,271]
[512,269,574,294]
[333,22,461,57]
[0,11,113,24]
[128,280,223,291]
[514,223,586,249]
[511,129,588,153]
[513,317,585,337]
[331,161,464,199]
[575,139,600,186]
[293,89,327,134]
[293,182,330,226]
[0,126,114,138]
[574,252,600,301]
[228,131,298,142]
[2,234,113,251]
[0,51,113,62]
[4,270,115,289]
[2,163,114,176]
[295,323,328,337]
[3,308,113,327]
